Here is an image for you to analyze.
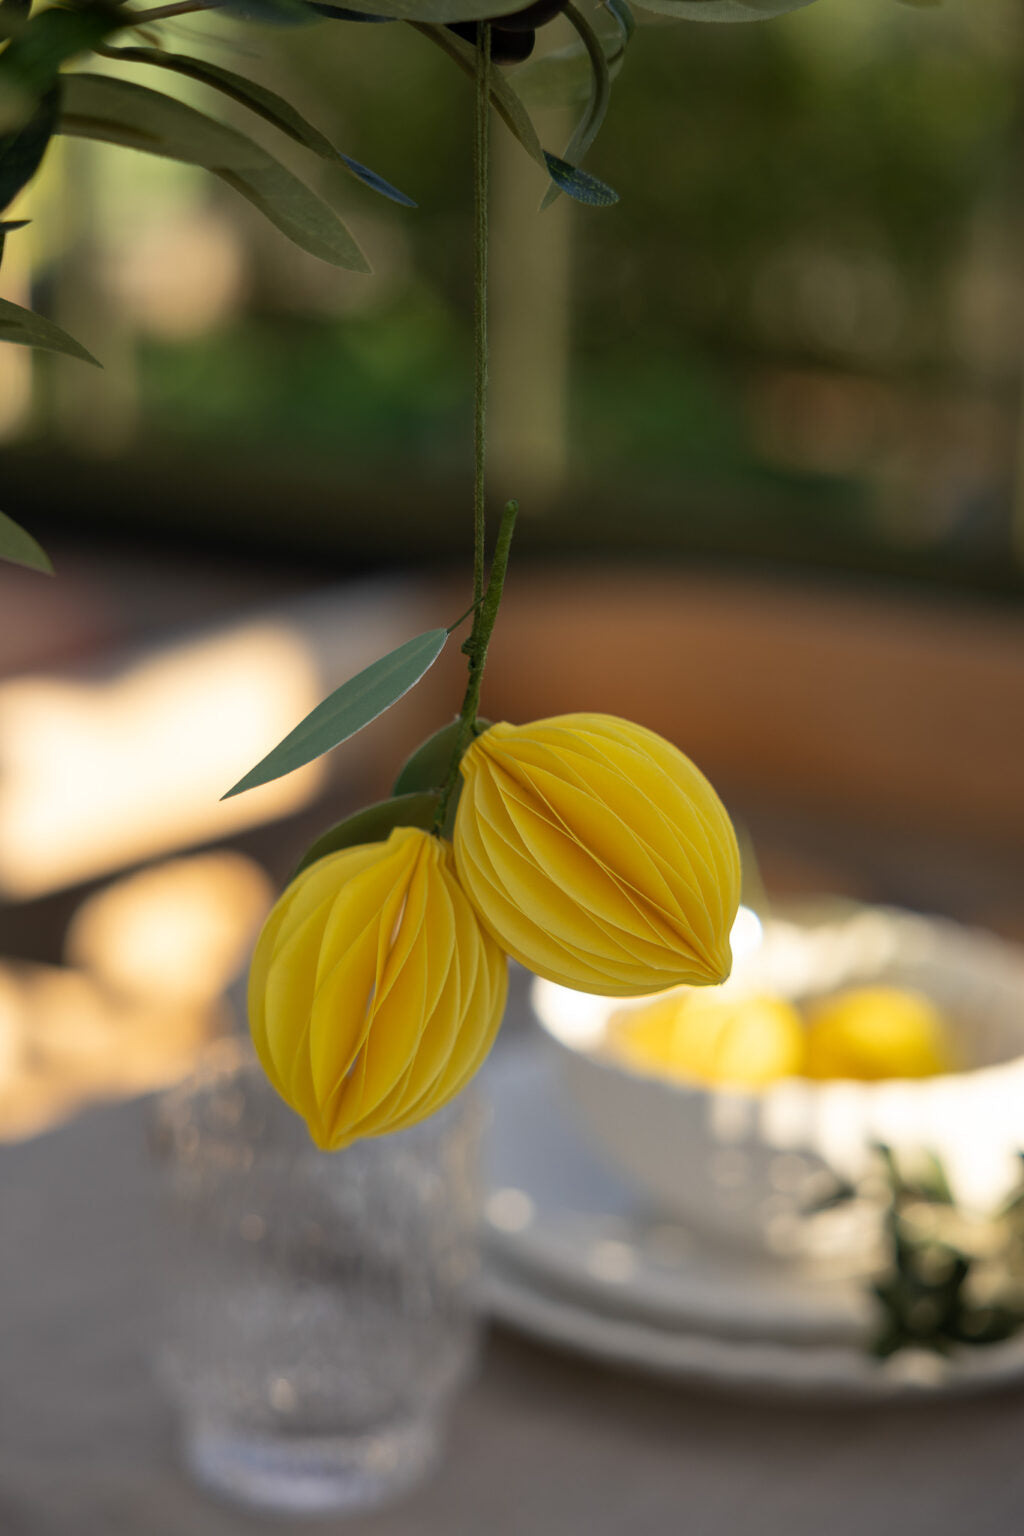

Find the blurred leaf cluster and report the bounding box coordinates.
[858,1147,1024,1359]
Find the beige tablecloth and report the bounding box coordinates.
[3,1085,1024,1536]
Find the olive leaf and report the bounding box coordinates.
[0,78,55,210]
[0,2,121,131]
[0,293,100,362]
[411,21,546,170]
[57,74,371,271]
[393,718,466,794]
[100,46,417,206]
[413,21,618,204]
[392,717,495,835]
[291,791,441,877]
[0,217,28,267]
[0,508,52,572]
[543,152,618,206]
[635,0,819,20]
[336,0,530,18]
[540,0,615,209]
[223,626,450,799]
[218,0,318,24]
[514,28,627,110]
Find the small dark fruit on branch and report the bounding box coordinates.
[447,19,536,62]
[494,0,568,31]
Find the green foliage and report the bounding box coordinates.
[0,215,27,262]
[100,44,417,204]
[393,718,467,794]
[0,0,649,369]
[540,2,616,208]
[392,717,488,835]
[413,21,618,203]
[0,509,53,572]
[0,1,121,131]
[314,0,536,19]
[515,11,630,110]
[637,0,819,19]
[58,73,372,270]
[0,292,100,361]
[292,790,441,876]
[219,0,318,24]
[0,80,55,209]
[223,626,450,798]
[412,21,546,169]
[826,1147,1024,1360]
[544,152,618,206]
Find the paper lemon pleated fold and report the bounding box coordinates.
[248,826,508,1150]
[453,713,741,997]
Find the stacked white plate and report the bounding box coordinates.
[477,1037,1024,1401]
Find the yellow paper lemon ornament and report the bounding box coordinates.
[248,826,508,1150]
[453,713,742,997]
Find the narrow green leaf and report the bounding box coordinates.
[292,791,440,877]
[411,21,546,169]
[101,46,339,156]
[543,152,618,206]
[0,508,52,572]
[392,717,496,836]
[215,160,372,266]
[309,3,396,17]
[635,0,819,20]
[223,627,449,799]
[0,294,100,362]
[336,152,416,207]
[0,216,29,270]
[414,23,619,205]
[540,1,614,210]
[0,3,122,131]
[392,716,493,793]
[604,0,636,41]
[340,0,535,17]
[393,718,462,795]
[0,80,56,212]
[58,74,371,271]
[514,36,626,111]
[218,0,317,23]
[100,46,417,206]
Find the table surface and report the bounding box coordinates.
[3,556,1024,1534]
[4,1079,1024,1536]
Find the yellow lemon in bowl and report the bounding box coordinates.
[607,989,805,1088]
[804,985,953,1081]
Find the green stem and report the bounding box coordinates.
[123,0,213,22]
[470,20,491,616]
[434,25,518,838]
[435,499,517,833]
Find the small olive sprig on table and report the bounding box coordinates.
[820,1147,1024,1360]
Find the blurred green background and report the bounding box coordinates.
[2,0,1023,595]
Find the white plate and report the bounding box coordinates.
[480,1039,872,1344]
[482,1264,1024,1402]
[478,1038,1024,1399]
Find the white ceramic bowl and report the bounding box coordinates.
[532,906,1024,1256]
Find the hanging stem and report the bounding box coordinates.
[435,499,518,834]
[470,20,491,615]
[434,24,518,837]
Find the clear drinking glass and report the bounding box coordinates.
[154,1041,482,1514]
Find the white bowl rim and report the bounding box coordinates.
[530,905,1024,1104]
